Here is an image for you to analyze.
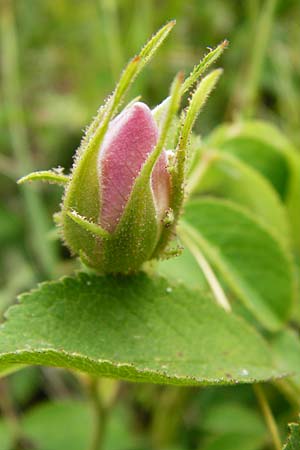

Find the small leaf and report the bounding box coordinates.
[0,273,283,384]
[182,198,294,331]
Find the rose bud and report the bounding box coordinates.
[17,22,223,274]
[57,95,180,274]
[61,101,173,273]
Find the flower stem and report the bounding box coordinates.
[88,378,107,450]
[253,384,281,450]
[151,387,192,448]
[0,0,57,278]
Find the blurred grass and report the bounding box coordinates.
[0,1,299,448]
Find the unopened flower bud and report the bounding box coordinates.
[61,101,173,273]
[18,23,223,274]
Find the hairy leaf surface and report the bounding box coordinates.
[0,273,283,384]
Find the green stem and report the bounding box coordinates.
[253,384,281,450]
[88,378,107,450]
[151,387,192,448]
[0,0,57,278]
[242,0,278,118]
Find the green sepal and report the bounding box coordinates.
[17,170,69,185]
[67,210,111,240]
[182,40,228,93]
[155,68,223,258]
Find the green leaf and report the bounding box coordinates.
[0,398,140,450]
[207,121,300,254]
[283,420,300,450]
[207,121,291,195]
[22,401,92,450]
[270,329,300,392]
[201,402,266,436]
[200,432,265,450]
[0,273,283,384]
[9,367,41,407]
[22,400,138,450]
[156,247,207,290]
[189,151,290,247]
[182,198,294,330]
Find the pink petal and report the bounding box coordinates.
[98,102,159,232]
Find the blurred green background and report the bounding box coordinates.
[0,0,299,449]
